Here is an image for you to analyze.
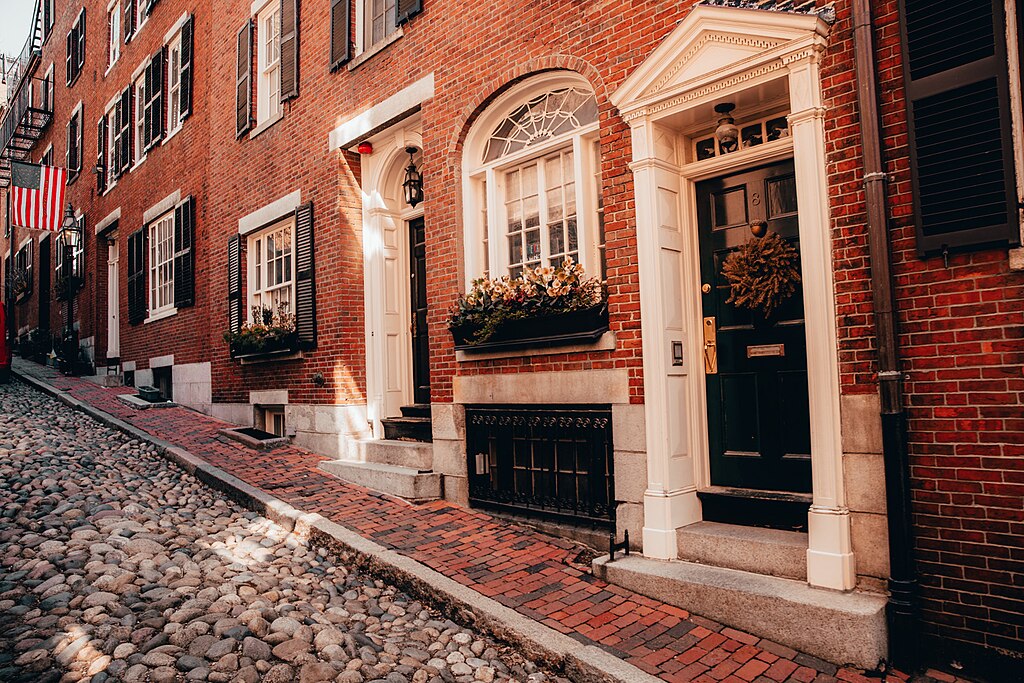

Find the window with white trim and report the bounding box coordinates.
[148,211,175,316]
[256,2,281,126]
[136,0,148,33]
[464,75,603,281]
[41,145,53,166]
[104,102,118,191]
[167,30,184,135]
[134,73,146,164]
[363,0,396,49]
[248,218,295,318]
[107,1,121,69]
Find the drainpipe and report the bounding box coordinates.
[850,0,918,671]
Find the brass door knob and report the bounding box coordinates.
[701,283,711,294]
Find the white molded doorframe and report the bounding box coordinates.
[107,239,120,359]
[612,5,855,591]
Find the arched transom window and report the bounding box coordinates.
[464,73,604,282]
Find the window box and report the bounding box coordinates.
[228,330,298,359]
[452,303,608,353]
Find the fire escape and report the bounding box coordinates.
[0,3,52,188]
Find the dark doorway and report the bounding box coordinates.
[409,216,430,405]
[38,237,50,332]
[696,160,812,500]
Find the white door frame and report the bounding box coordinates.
[363,125,424,438]
[611,6,855,590]
[107,238,120,359]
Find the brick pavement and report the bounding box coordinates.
[12,360,972,683]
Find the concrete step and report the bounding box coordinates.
[357,439,434,471]
[400,403,431,419]
[676,521,808,580]
[381,416,432,442]
[319,460,441,502]
[592,554,886,669]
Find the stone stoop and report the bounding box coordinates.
[676,521,808,581]
[319,438,440,502]
[592,554,887,670]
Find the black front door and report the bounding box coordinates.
[409,217,430,405]
[38,237,50,332]
[696,160,811,493]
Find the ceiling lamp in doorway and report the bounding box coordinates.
[714,102,739,154]
[403,147,424,208]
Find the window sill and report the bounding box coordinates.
[144,307,177,324]
[131,156,147,172]
[249,110,283,140]
[455,330,616,362]
[238,350,304,365]
[347,29,404,72]
[104,59,118,78]
[163,124,183,146]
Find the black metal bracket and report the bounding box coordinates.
[608,529,629,562]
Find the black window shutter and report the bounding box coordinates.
[118,87,131,175]
[395,0,423,27]
[76,11,86,71]
[236,21,253,138]
[97,117,107,193]
[123,0,135,42]
[227,234,243,333]
[280,0,299,101]
[180,15,194,120]
[142,61,153,149]
[146,0,160,17]
[294,201,316,349]
[127,228,147,324]
[173,197,195,308]
[329,0,351,70]
[65,30,73,85]
[149,48,165,148]
[44,0,52,35]
[900,0,1020,255]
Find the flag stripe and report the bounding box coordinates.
[10,163,67,231]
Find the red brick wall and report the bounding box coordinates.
[824,0,1024,662]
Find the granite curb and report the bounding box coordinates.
[12,367,662,683]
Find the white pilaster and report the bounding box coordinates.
[787,51,855,591]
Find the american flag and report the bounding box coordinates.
[10,161,67,232]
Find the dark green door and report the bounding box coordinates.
[696,160,811,493]
[409,217,430,405]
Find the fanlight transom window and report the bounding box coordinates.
[484,87,598,163]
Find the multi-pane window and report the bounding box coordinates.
[108,2,120,68]
[134,75,146,164]
[41,146,53,166]
[66,107,82,179]
[167,32,183,135]
[105,105,118,189]
[249,219,295,317]
[365,0,396,48]
[42,66,53,112]
[256,3,281,125]
[466,77,603,281]
[66,10,86,86]
[149,212,175,315]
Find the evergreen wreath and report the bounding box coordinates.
[721,231,801,316]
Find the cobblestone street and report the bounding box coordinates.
[0,380,562,683]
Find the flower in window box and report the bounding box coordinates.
[223,303,298,357]
[448,257,608,351]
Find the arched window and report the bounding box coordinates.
[463,73,604,281]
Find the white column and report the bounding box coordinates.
[786,51,856,590]
[628,118,701,559]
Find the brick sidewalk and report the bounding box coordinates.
[12,360,965,683]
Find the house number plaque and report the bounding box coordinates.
[747,344,785,358]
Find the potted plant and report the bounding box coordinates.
[448,257,608,352]
[224,304,298,358]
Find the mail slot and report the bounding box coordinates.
[747,344,785,358]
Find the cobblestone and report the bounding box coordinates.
[0,381,563,683]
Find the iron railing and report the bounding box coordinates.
[466,405,615,527]
[1,1,48,188]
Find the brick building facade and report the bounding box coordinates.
[1,0,1021,676]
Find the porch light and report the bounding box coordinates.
[356,141,373,154]
[60,203,80,252]
[403,146,423,207]
[714,102,739,153]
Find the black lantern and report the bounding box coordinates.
[714,102,738,153]
[402,147,423,208]
[59,203,81,376]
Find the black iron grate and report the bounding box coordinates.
[466,405,615,527]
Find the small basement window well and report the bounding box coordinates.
[217,426,290,451]
[116,385,178,410]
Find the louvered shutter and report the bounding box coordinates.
[173,197,195,308]
[142,60,153,149]
[148,49,165,148]
[329,0,351,70]
[294,202,316,349]
[76,12,86,72]
[236,21,253,138]
[900,0,1020,254]
[227,235,243,333]
[65,30,73,85]
[123,0,135,42]
[145,0,159,17]
[395,0,423,26]
[44,0,52,35]
[179,15,194,120]
[118,87,131,175]
[97,118,107,193]
[127,229,147,324]
[280,0,299,100]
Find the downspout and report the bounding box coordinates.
[850,0,918,670]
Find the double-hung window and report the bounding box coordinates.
[256,2,282,126]
[464,75,603,282]
[134,73,146,165]
[148,211,175,317]
[364,0,396,48]
[248,218,295,318]
[107,0,121,69]
[66,105,83,181]
[56,217,85,281]
[66,10,86,86]
[167,32,184,136]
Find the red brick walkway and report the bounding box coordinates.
[13,361,964,683]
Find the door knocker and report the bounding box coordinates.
[749,219,768,238]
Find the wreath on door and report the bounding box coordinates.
[721,231,801,316]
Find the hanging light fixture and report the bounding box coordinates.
[402,147,424,207]
[714,102,739,154]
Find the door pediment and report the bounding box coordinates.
[612,5,831,117]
